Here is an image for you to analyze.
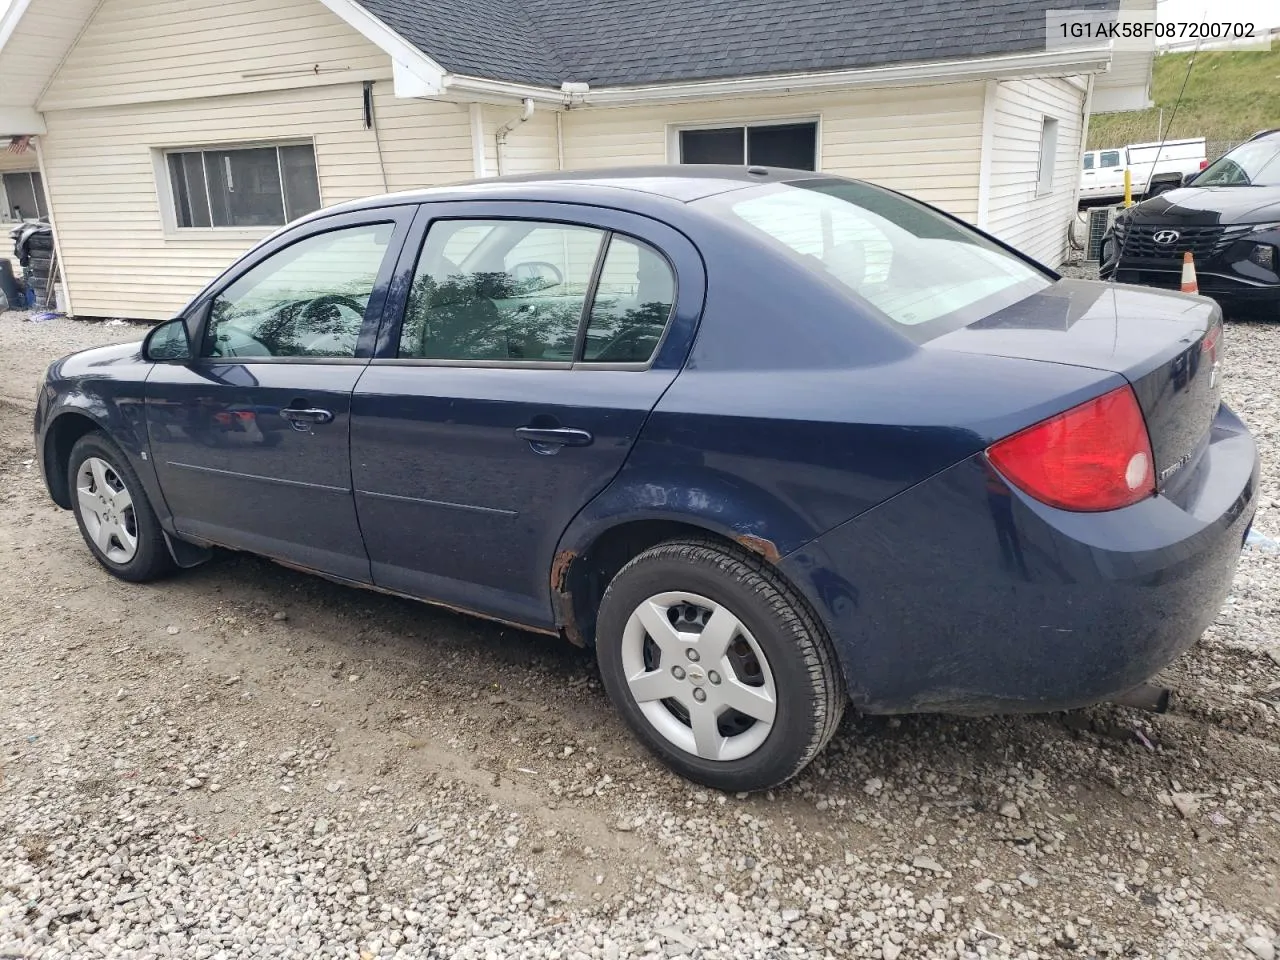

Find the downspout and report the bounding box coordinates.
[495,98,535,176]
[555,110,565,170]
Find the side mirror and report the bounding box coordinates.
[143,316,193,363]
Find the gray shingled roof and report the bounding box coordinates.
[354,0,1119,88]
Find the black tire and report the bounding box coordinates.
[27,254,51,271]
[67,432,175,582]
[596,539,845,792]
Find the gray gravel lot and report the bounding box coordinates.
[0,302,1277,960]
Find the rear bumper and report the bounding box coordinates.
[781,403,1258,714]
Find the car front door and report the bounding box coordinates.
[146,208,413,582]
[349,202,704,627]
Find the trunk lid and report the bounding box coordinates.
[929,278,1222,495]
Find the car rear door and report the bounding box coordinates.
[146,207,414,582]
[349,201,705,628]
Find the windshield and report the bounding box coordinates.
[1194,138,1280,186]
[697,179,1052,342]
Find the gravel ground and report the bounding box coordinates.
[0,303,1277,960]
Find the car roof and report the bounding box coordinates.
[325,165,832,214]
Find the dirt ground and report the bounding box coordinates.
[0,310,1277,960]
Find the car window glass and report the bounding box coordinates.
[1100,151,1121,167]
[581,237,675,363]
[205,223,393,359]
[1196,138,1280,186]
[400,219,605,362]
[702,179,1051,343]
[1082,154,1095,170]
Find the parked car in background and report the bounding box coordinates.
[33,167,1258,791]
[1080,137,1207,203]
[1100,129,1280,316]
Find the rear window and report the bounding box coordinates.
[697,179,1053,343]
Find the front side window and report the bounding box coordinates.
[1082,154,1095,170]
[1195,138,1280,186]
[167,143,322,229]
[205,222,394,359]
[700,179,1052,343]
[679,122,817,171]
[400,219,676,365]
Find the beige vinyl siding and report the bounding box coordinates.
[481,105,560,177]
[372,93,475,191]
[40,84,473,320]
[39,0,392,112]
[0,0,101,111]
[559,83,985,221]
[986,77,1086,265]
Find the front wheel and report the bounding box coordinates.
[596,539,845,792]
[68,432,175,582]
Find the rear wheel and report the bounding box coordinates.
[596,539,844,791]
[68,432,174,582]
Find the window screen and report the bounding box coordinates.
[1037,118,1060,196]
[679,122,817,171]
[166,143,322,229]
[3,171,47,220]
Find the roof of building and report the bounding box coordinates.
[354,0,1120,88]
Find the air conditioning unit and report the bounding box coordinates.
[1086,206,1119,262]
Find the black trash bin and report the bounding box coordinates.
[0,259,20,311]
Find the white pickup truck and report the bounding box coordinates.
[1079,137,1208,203]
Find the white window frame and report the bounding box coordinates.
[1037,117,1060,197]
[666,115,823,171]
[152,138,322,240]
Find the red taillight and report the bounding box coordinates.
[986,385,1155,512]
[1199,159,1209,170]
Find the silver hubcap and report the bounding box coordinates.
[621,591,777,762]
[76,457,138,564]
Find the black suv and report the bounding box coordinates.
[1100,129,1280,317]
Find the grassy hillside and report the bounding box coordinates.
[1087,49,1280,152]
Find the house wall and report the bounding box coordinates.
[985,77,1087,266]
[559,83,986,221]
[33,0,478,320]
[482,105,561,177]
[38,0,390,111]
[40,87,474,319]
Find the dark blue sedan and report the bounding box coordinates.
[34,167,1258,791]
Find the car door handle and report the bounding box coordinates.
[514,426,594,448]
[280,407,335,430]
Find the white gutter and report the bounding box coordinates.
[443,45,1114,107]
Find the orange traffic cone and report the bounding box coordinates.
[1180,251,1199,295]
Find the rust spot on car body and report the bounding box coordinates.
[736,534,781,564]
[550,548,587,647]
[551,548,577,591]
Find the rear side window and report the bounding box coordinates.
[581,236,675,363]
[697,180,1051,342]
[400,219,675,364]
[1099,150,1122,168]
